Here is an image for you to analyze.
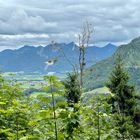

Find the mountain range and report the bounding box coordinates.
[1,36,140,91]
[84,37,140,91]
[0,42,117,74]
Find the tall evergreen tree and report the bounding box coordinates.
[63,73,81,139]
[63,73,80,106]
[106,56,140,139]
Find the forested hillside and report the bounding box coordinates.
[0,58,140,139]
[84,37,140,91]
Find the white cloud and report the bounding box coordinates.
[0,0,140,49]
[0,33,49,40]
[0,9,58,34]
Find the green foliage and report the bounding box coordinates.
[63,73,80,106]
[0,76,33,140]
[0,73,139,140]
[84,37,140,91]
[106,56,140,139]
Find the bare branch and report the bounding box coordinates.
[78,20,94,93]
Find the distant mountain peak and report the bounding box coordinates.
[104,43,117,48]
[67,42,75,45]
[19,45,36,51]
[0,42,117,73]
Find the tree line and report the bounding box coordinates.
[0,55,140,140]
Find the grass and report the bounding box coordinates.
[84,87,111,95]
[2,72,44,81]
[20,83,43,89]
[30,92,47,98]
[82,87,111,104]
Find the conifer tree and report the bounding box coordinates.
[63,73,81,139]
[63,73,80,106]
[106,55,139,139]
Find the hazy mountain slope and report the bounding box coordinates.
[84,37,140,91]
[0,42,117,73]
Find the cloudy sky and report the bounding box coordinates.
[0,0,140,50]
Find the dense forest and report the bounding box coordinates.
[0,55,140,140]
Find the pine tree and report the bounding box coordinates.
[106,56,139,139]
[63,73,80,106]
[63,73,81,139]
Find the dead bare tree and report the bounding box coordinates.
[78,20,93,94]
[49,20,93,96]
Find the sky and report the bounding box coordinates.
[0,0,140,50]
